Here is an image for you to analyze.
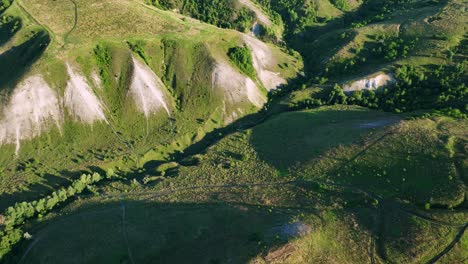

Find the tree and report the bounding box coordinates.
[327,84,347,104]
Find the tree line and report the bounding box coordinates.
[0,170,117,259]
[289,61,467,117]
[147,0,255,33]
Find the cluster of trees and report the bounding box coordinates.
[290,61,467,116]
[228,46,256,79]
[346,0,421,29]
[148,0,255,32]
[0,15,20,46]
[256,0,317,36]
[324,35,417,77]
[376,35,418,61]
[0,170,116,259]
[0,0,11,13]
[330,0,350,11]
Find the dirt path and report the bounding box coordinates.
[426,223,468,264]
[15,0,59,45]
[120,201,135,264]
[17,237,41,264]
[63,0,78,44]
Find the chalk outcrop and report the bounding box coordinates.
[344,73,395,92]
[129,56,171,118]
[0,76,62,154]
[243,35,286,90]
[64,64,107,124]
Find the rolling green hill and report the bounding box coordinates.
[0,0,300,208]
[0,0,466,263]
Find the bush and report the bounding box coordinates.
[0,0,11,12]
[228,46,256,79]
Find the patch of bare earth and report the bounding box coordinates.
[65,63,107,124]
[0,76,62,154]
[243,35,286,91]
[129,56,171,118]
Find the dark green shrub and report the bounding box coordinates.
[228,46,256,79]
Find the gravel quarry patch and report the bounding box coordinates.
[344,73,395,92]
[0,76,62,154]
[65,63,107,124]
[212,62,266,109]
[243,35,286,91]
[129,56,171,118]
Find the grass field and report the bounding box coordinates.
[0,104,466,263]
[0,0,466,263]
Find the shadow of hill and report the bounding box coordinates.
[0,168,103,211]
[249,108,398,170]
[7,201,305,264]
[0,29,50,93]
[0,15,22,46]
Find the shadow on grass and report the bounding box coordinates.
[6,201,307,264]
[249,108,398,170]
[0,15,22,46]
[0,168,103,211]
[0,29,50,93]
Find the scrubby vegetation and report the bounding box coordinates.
[148,0,255,32]
[0,0,11,13]
[324,35,419,77]
[0,0,466,262]
[228,46,256,79]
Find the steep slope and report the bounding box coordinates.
[129,56,171,118]
[4,106,466,263]
[64,64,107,124]
[0,0,300,207]
[147,0,282,39]
[0,76,61,155]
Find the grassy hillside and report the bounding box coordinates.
[147,0,284,40]
[0,0,300,211]
[0,0,466,263]
[2,105,466,263]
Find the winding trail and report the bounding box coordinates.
[17,179,467,262]
[426,223,468,264]
[15,0,59,45]
[63,0,78,44]
[120,201,135,264]
[17,237,41,264]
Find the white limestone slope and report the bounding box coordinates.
[344,73,395,92]
[212,63,266,108]
[65,64,107,124]
[243,35,286,91]
[0,76,62,154]
[129,56,171,118]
